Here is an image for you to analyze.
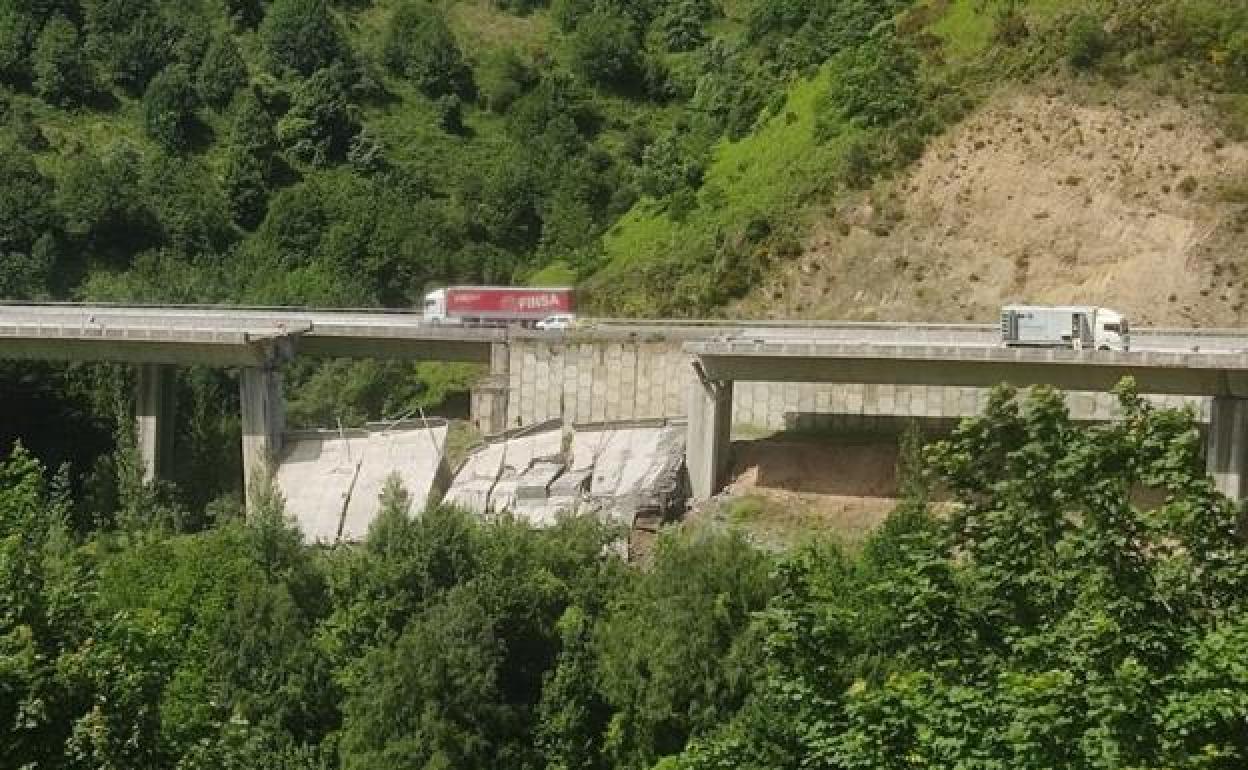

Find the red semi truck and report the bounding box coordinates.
[421,286,576,326]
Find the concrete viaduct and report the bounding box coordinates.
[4,303,1248,507]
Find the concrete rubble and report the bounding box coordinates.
[446,419,688,530]
[276,419,450,544]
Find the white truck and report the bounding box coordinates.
[1000,305,1130,351]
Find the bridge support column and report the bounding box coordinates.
[471,343,510,436]
[687,366,733,501]
[135,363,176,484]
[1208,396,1248,501]
[240,366,285,511]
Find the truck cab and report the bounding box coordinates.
[423,289,450,324]
[1094,308,1130,352]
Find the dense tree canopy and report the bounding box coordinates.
[2,381,1247,768]
[672,382,1248,770]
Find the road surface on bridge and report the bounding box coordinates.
[2,302,1247,355]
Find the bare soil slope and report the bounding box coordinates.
[698,437,901,549]
[736,80,1248,326]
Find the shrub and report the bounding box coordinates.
[493,0,547,13]
[638,132,704,200]
[477,47,536,112]
[993,0,1029,47]
[1229,28,1248,84]
[382,2,473,99]
[1066,12,1108,70]
[823,31,919,129]
[434,93,465,134]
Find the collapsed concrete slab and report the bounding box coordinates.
[573,422,688,527]
[276,419,450,544]
[442,420,563,513]
[444,419,688,531]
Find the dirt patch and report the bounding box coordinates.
[707,436,907,548]
[731,436,901,497]
[736,78,1248,326]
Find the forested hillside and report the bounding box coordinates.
[1,1,1247,313]
[4,383,1248,768]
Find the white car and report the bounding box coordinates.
[535,314,576,331]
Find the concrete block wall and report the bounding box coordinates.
[503,338,1213,433]
[507,340,690,428]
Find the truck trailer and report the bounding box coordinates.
[1000,305,1130,351]
[422,286,576,326]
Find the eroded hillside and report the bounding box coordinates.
[734,79,1248,326]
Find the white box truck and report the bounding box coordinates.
[1000,305,1130,351]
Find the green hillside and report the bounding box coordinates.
[2,0,1245,314]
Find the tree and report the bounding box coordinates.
[0,444,87,767]
[276,64,359,166]
[143,65,199,152]
[382,1,474,98]
[56,141,160,258]
[594,532,776,769]
[225,0,266,28]
[339,586,509,770]
[140,151,235,256]
[83,0,177,93]
[260,0,347,76]
[223,91,278,229]
[0,8,36,86]
[656,0,714,52]
[670,381,1248,770]
[32,15,92,106]
[568,6,643,90]
[0,146,61,298]
[536,606,613,770]
[196,33,248,108]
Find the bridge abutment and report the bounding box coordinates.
[240,365,285,510]
[135,363,176,484]
[1208,396,1248,500]
[687,366,732,501]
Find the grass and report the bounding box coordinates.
[715,492,885,551]
[1216,93,1248,141]
[601,68,846,271]
[527,261,577,286]
[444,419,485,472]
[447,0,553,53]
[929,0,1076,62]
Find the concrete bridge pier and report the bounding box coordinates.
[135,363,176,484]
[1208,396,1248,501]
[687,365,732,501]
[471,343,511,436]
[240,365,285,509]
